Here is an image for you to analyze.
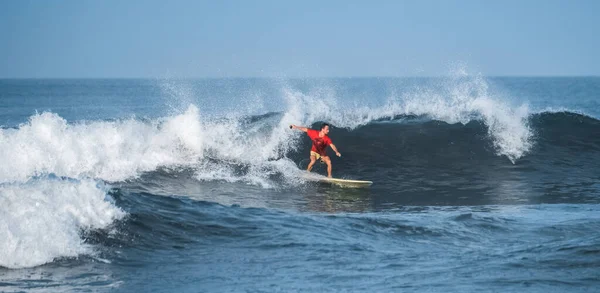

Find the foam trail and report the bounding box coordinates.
[192,106,307,187]
[0,178,124,269]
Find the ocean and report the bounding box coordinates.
[1,76,599,292]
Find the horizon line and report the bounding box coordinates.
[1,75,599,80]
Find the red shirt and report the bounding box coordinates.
[307,129,332,156]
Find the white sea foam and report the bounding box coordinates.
[193,158,303,188]
[191,103,306,187]
[0,106,204,184]
[0,178,124,269]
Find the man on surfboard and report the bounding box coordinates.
[290,123,341,178]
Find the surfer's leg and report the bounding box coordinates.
[323,156,332,177]
[307,155,317,172]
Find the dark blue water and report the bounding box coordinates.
[1,77,599,292]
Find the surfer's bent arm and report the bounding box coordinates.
[330,144,341,157]
[290,125,308,132]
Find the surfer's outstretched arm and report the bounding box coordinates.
[290,125,308,132]
[330,144,341,157]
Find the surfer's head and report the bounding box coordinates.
[320,123,330,135]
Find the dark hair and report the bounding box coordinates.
[320,123,330,130]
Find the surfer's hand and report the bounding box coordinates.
[336,152,341,157]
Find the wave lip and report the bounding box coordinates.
[0,178,124,269]
[398,75,532,163]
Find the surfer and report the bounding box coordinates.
[290,123,341,178]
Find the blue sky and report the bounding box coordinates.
[1,0,598,78]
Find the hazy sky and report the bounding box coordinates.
[1,0,598,78]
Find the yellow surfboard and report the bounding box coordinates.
[302,173,373,188]
[318,177,373,188]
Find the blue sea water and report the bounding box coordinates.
[1,76,599,292]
